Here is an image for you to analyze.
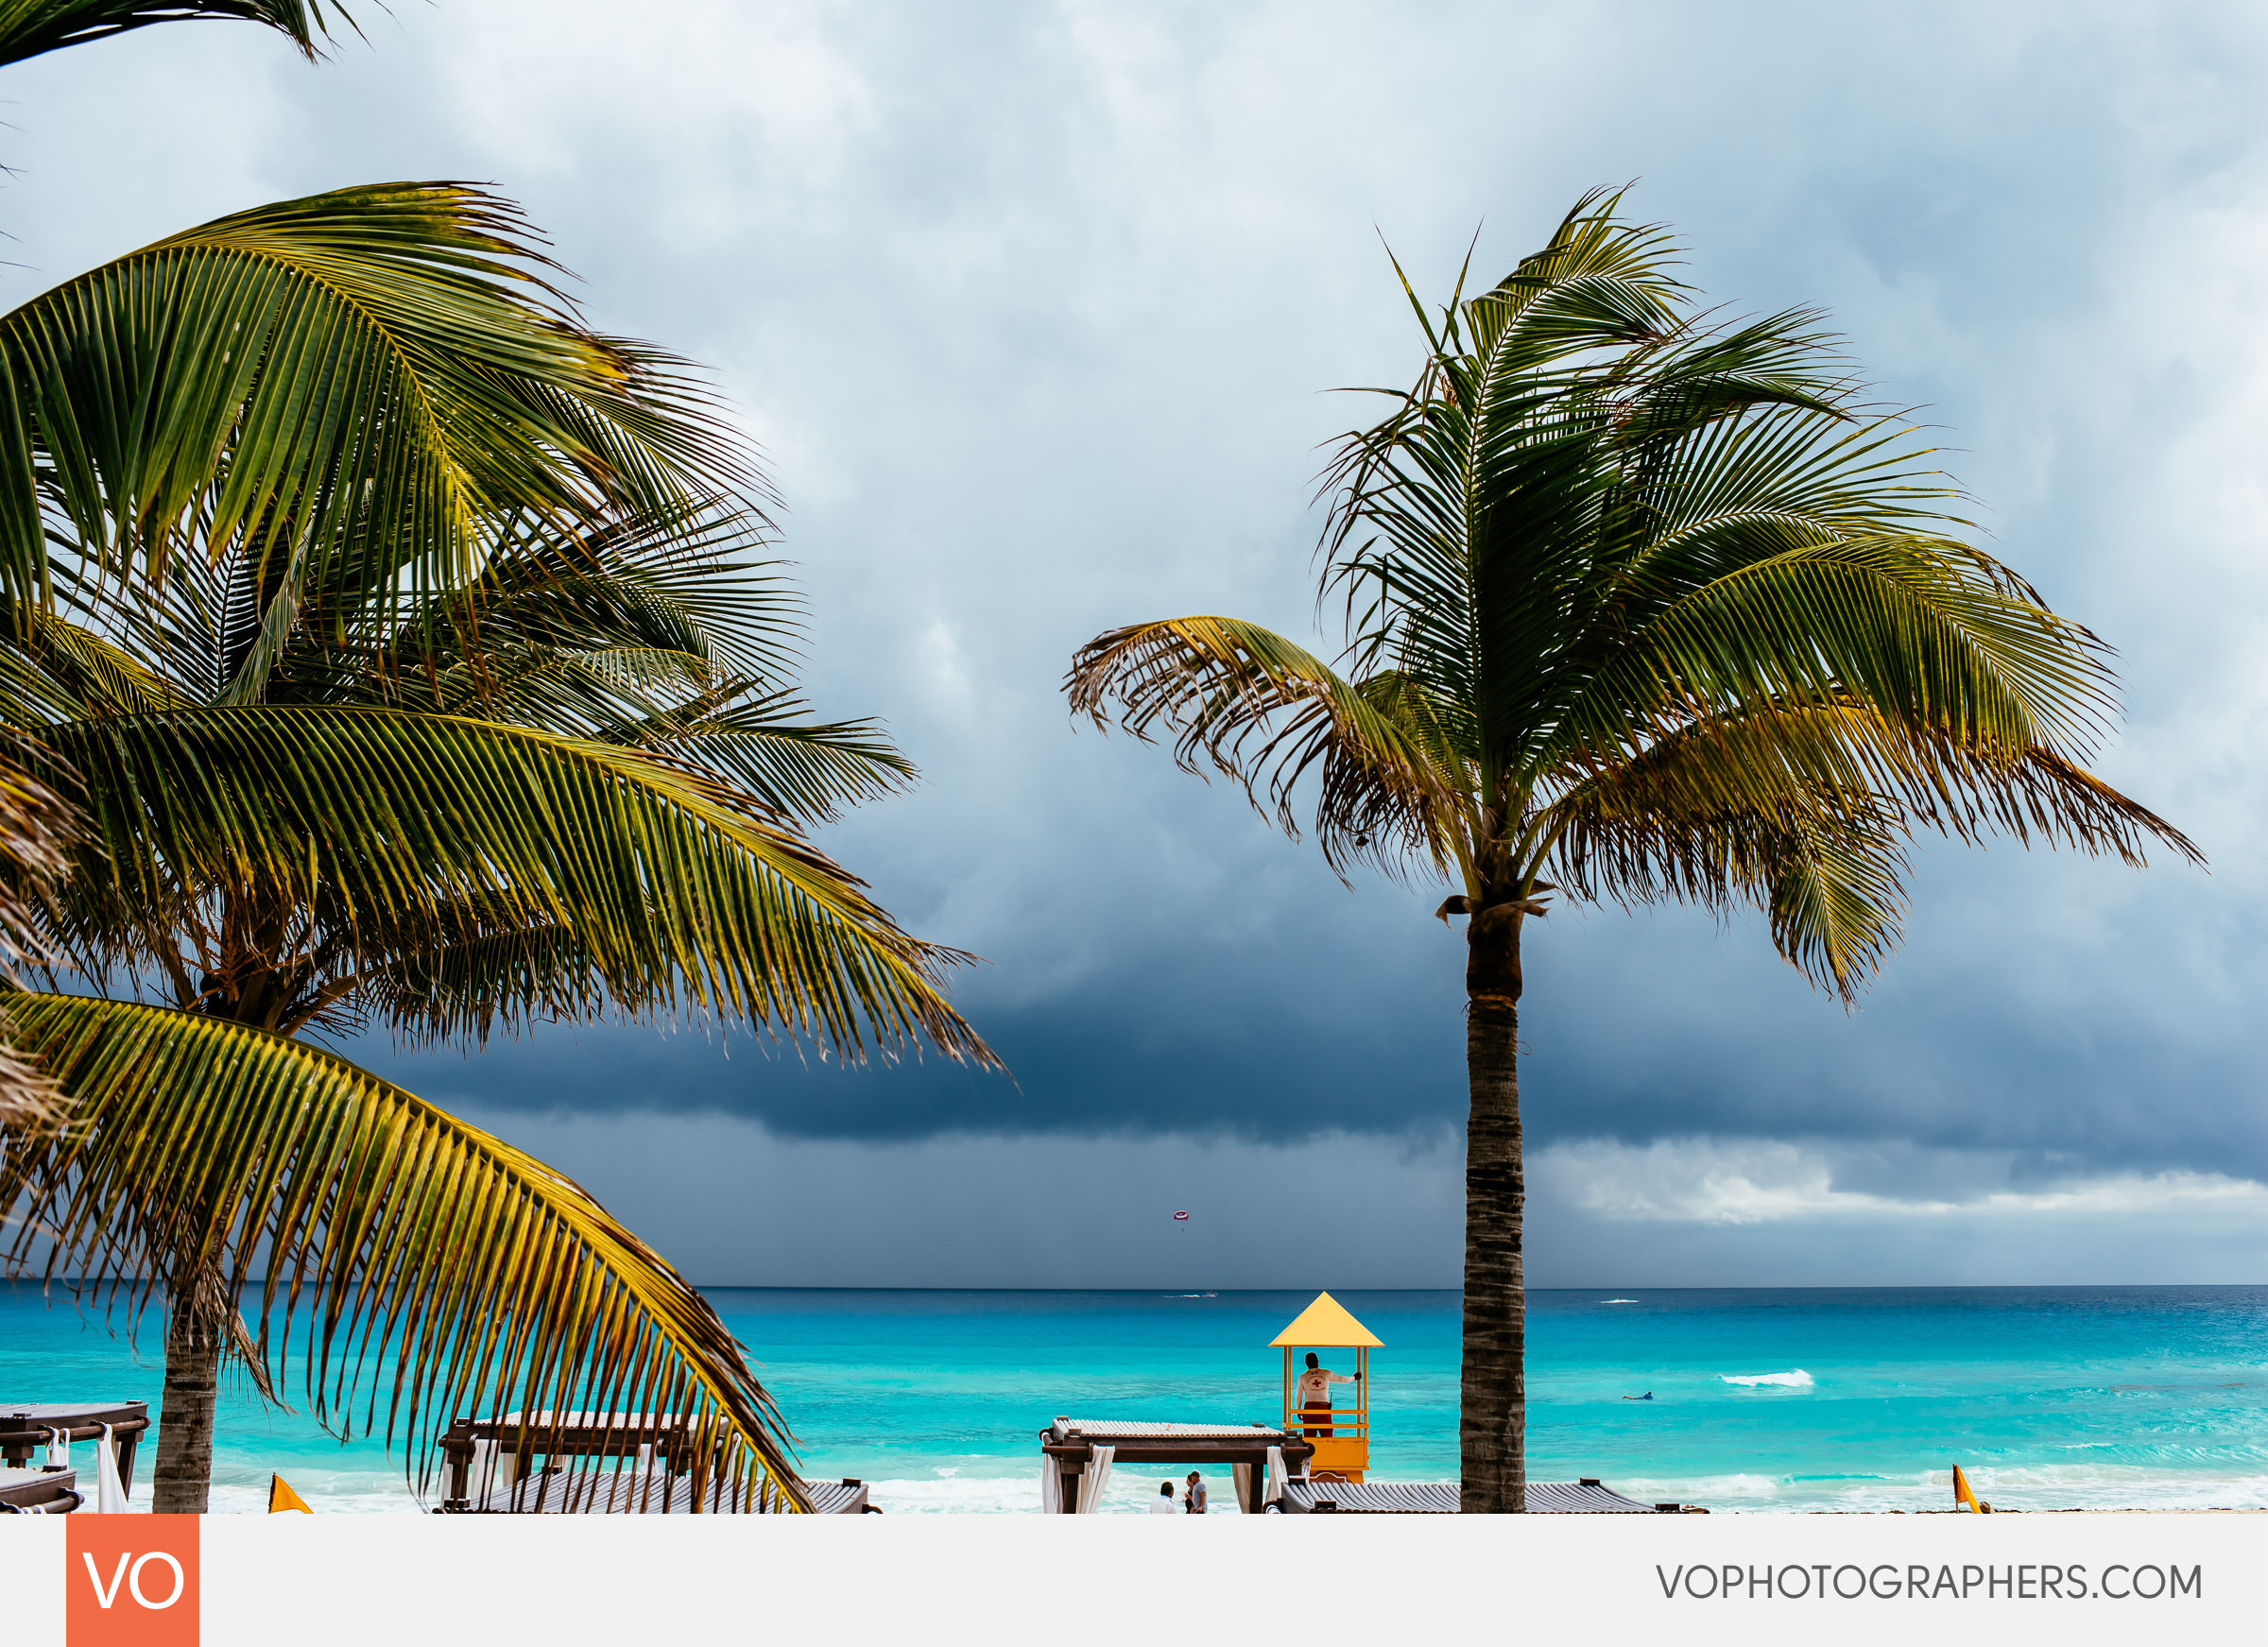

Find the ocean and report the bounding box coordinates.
[5,1285,2265,1514]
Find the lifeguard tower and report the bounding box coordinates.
[1272,1292,1380,1483]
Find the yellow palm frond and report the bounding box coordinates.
[1,993,811,1510]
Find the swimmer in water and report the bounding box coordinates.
[1621,1391,1654,1401]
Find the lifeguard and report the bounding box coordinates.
[1270,1293,1382,1483]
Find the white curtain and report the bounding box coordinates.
[1074,1445,1116,1514]
[468,1438,514,1504]
[1233,1464,1251,1511]
[1263,1446,1285,1507]
[94,1423,126,1513]
[44,1427,69,1470]
[1040,1456,1062,1514]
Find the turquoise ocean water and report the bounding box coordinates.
[6,1285,2265,1514]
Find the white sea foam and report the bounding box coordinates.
[1599,1298,1640,1304]
[1721,1369,1814,1387]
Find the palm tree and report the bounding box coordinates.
[1066,192,2197,1512]
[0,6,990,1514]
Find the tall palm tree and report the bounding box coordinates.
[1067,192,2197,1512]
[0,5,990,1514]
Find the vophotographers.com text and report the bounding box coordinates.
[1656,1562,2203,1602]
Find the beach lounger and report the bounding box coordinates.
[0,1401,147,1502]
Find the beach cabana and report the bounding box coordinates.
[0,1400,146,1509]
[0,1467,81,1513]
[436,1412,873,1513]
[1040,1418,1314,1513]
[1271,1293,1381,1482]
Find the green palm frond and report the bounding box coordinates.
[1761,808,1912,999]
[20,705,988,1059]
[606,689,916,823]
[367,501,801,700]
[355,915,605,1045]
[1066,615,1456,873]
[1583,534,2115,762]
[0,993,811,1510]
[0,0,350,64]
[0,184,759,635]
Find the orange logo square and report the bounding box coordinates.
[64,1516,198,1647]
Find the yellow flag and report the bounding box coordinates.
[268,1472,314,1514]
[1951,1465,1981,1513]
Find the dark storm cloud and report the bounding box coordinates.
[16,1,2268,1281]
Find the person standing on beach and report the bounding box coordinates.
[1150,1481,1178,1515]
[1184,1471,1208,1513]
[1297,1351,1358,1437]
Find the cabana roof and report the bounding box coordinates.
[1279,1480,1671,1514]
[1270,1291,1383,1348]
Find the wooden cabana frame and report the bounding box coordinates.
[0,1401,147,1501]
[436,1412,868,1514]
[0,1467,82,1513]
[1040,1418,1314,1514]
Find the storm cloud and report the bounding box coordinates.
[15,1,2268,1282]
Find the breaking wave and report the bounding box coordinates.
[1722,1368,1814,1388]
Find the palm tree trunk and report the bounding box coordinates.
[151,1293,222,1514]
[1461,904,1525,1512]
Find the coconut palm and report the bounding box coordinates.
[1066,192,2197,1511]
[0,184,989,1513]
[0,5,990,1514]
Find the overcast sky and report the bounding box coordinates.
[16,1,2268,1286]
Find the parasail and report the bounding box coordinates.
[1173,1210,1190,1222]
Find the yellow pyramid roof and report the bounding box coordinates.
[1270,1291,1383,1347]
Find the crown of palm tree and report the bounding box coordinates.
[1072,191,2196,997]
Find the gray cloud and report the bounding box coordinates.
[16,1,2268,1282]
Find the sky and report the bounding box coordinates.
[11,1,2268,1286]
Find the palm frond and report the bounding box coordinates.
[0,992,811,1510]
[23,706,991,1063]
[1582,534,2119,763]
[0,0,351,64]
[1545,696,2197,996]
[0,184,762,642]
[605,688,916,823]
[364,501,800,703]
[1066,615,1456,874]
